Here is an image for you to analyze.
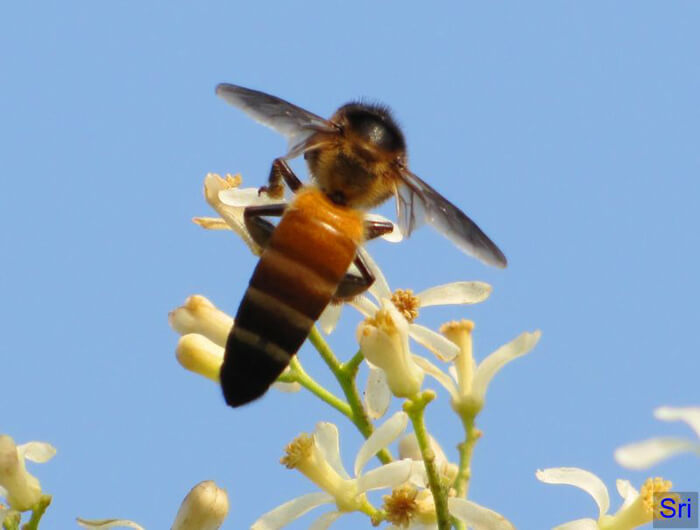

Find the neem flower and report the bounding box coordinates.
[252,412,412,529]
[536,467,674,529]
[415,321,540,416]
[615,406,700,470]
[0,435,55,512]
[322,250,491,362]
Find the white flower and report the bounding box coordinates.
[415,321,540,415]
[615,406,700,470]
[172,480,229,530]
[536,467,674,529]
[252,412,413,529]
[169,295,300,393]
[381,485,515,530]
[357,302,425,402]
[0,435,55,511]
[321,251,492,363]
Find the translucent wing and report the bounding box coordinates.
[215,83,337,158]
[396,166,508,268]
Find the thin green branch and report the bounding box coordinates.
[454,414,481,498]
[404,391,451,530]
[308,328,392,465]
[281,358,352,419]
[308,326,343,376]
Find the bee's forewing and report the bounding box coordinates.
[396,167,508,268]
[215,83,337,158]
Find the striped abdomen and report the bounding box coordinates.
[221,188,364,407]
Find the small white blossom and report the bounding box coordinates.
[615,406,700,470]
[0,435,55,511]
[382,485,515,530]
[321,251,491,362]
[536,467,674,529]
[253,412,412,529]
[416,321,540,415]
[357,302,425,402]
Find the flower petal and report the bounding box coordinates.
[349,296,379,318]
[615,479,638,511]
[354,412,409,477]
[17,442,56,463]
[308,511,343,530]
[536,468,609,517]
[192,217,230,230]
[416,282,492,307]
[271,381,302,393]
[365,214,403,242]
[355,460,413,493]
[318,305,342,335]
[655,406,700,438]
[365,365,391,420]
[218,187,280,207]
[202,174,260,254]
[411,355,458,399]
[551,519,599,530]
[313,423,350,480]
[76,519,145,529]
[447,498,515,530]
[614,437,700,470]
[408,324,459,361]
[472,331,541,402]
[251,492,334,530]
[361,250,391,301]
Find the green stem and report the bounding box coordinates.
[454,414,480,498]
[21,495,51,530]
[308,328,392,465]
[282,358,352,419]
[308,326,343,376]
[404,391,450,530]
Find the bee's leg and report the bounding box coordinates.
[364,219,395,241]
[334,251,375,301]
[333,220,393,300]
[243,203,287,248]
[259,158,302,198]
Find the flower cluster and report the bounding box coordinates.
[163,173,548,529]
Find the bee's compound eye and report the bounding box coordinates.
[340,104,406,153]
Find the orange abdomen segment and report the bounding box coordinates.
[221,189,364,407]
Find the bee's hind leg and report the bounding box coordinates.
[333,251,375,301]
[332,219,394,300]
[243,203,287,249]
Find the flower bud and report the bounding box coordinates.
[171,480,229,530]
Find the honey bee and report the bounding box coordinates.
[215,83,507,407]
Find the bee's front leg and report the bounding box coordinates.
[259,158,303,198]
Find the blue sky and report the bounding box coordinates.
[1,2,698,528]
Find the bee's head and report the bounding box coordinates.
[333,102,406,156]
